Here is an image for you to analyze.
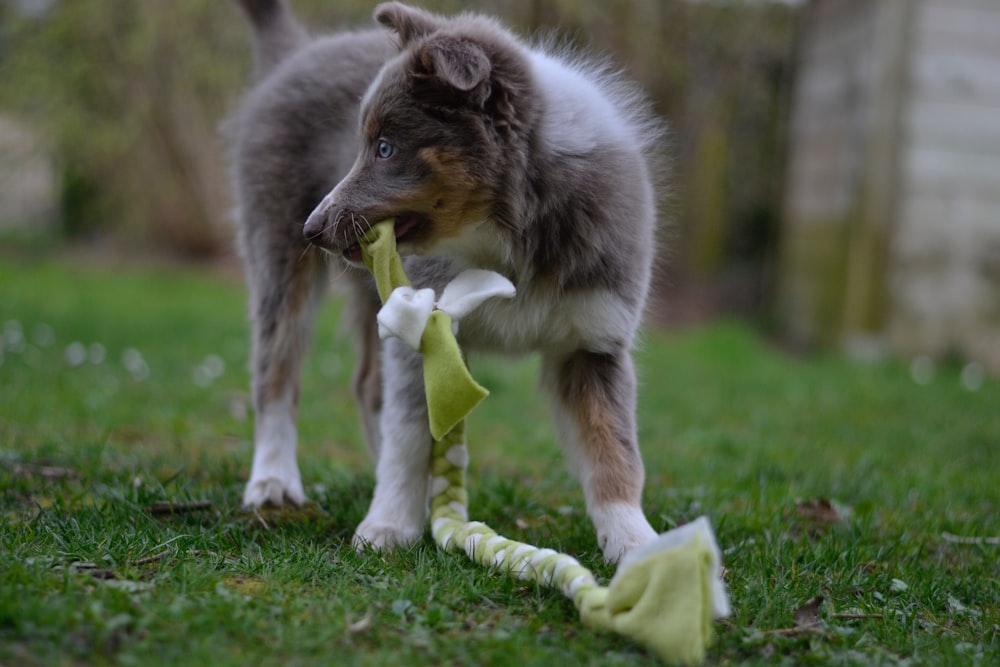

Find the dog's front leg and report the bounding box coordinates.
[353,337,431,550]
[545,349,658,563]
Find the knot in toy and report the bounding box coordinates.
[361,222,514,439]
[377,269,516,347]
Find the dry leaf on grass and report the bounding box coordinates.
[794,596,824,629]
[792,498,853,538]
[761,596,827,638]
[795,498,850,523]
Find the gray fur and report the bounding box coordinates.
[229,0,667,561]
[236,0,310,78]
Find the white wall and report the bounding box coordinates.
[890,0,1000,369]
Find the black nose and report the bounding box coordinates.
[303,208,327,240]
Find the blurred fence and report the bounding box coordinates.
[778,0,1000,371]
[0,0,797,314]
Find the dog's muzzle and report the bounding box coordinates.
[302,205,328,243]
[303,195,362,257]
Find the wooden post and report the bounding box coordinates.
[839,0,914,345]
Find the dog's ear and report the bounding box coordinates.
[374,2,443,46]
[415,35,491,94]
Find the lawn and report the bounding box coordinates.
[1,254,997,666]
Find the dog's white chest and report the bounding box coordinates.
[458,286,633,356]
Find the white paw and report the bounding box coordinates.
[242,473,306,508]
[244,405,304,509]
[352,517,424,552]
[592,503,658,563]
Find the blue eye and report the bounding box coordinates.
[376,139,395,159]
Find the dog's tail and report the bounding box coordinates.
[235,0,308,79]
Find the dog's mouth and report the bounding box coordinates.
[342,213,427,263]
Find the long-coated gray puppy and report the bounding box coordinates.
[229,0,665,562]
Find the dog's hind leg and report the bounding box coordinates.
[242,234,328,509]
[545,349,658,563]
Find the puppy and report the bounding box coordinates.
[229,0,665,563]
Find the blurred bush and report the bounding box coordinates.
[0,0,796,303]
[0,0,253,255]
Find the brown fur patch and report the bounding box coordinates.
[256,252,324,410]
[558,351,644,506]
[573,392,644,506]
[416,146,492,238]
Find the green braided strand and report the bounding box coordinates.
[428,419,601,608]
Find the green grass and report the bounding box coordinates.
[1,255,997,666]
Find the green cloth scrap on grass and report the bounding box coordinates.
[576,528,723,664]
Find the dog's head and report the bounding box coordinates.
[303,2,535,265]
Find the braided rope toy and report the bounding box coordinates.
[360,221,730,664]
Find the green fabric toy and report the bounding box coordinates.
[360,220,730,665]
[361,223,502,439]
